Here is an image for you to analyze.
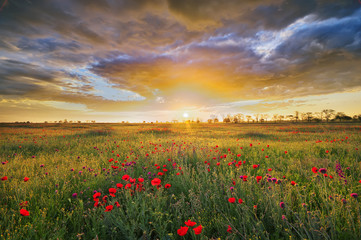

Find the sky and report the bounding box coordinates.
[0,0,361,122]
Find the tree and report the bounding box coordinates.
[294,111,299,122]
[246,115,252,123]
[335,112,346,122]
[306,112,313,122]
[322,109,335,122]
[255,113,260,123]
[272,114,278,123]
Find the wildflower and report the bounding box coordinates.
[280,202,285,208]
[193,225,203,235]
[109,188,116,197]
[312,167,318,174]
[351,193,358,199]
[253,164,258,169]
[185,220,196,227]
[291,181,296,186]
[165,184,171,189]
[114,202,121,207]
[122,174,130,181]
[238,198,243,204]
[20,209,29,216]
[72,193,77,198]
[151,178,161,186]
[116,183,123,188]
[23,177,29,182]
[227,225,232,233]
[177,226,188,236]
[105,205,113,212]
[93,192,101,199]
[228,197,236,203]
[138,178,144,183]
[1,176,8,181]
[319,168,327,174]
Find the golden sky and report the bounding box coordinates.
[0,0,361,122]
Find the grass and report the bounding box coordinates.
[0,122,361,239]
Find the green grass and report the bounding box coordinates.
[1,123,361,239]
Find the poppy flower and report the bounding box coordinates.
[116,183,123,188]
[93,192,101,199]
[193,225,203,235]
[122,175,130,181]
[351,193,358,199]
[227,225,232,233]
[238,198,243,204]
[23,177,29,182]
[72,193,77,198]
[1,176,7,181]
[228,197,236,203]
[109,188,116,197]
[138,178,144,183]
[280,202,285,208]
[268,168,272,171]
[253,164,258,169]
[114,202,121,207]
[319,168,327,174]
[164,184,171,189]
[185,219,196,227]
[125,183,132,189]
[291,181,296,186]
[177,226,188,236]
[105,205,113,212]
[151,178,161,186]
[312,167,318,174]
[256,176,262,183]
[20,209,29,216]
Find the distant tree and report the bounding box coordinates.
[278,115,284,122]
[287,115,294,122]
[246,115,252,123]
[255,113,260,123]
[78,121,81,123]
[214,118,219,123]
[64,119,68,123]
[272,114,278,123]
[207,119,213,123]
[306,112,313,122]
[322,109,335,122]
[315,112,323,122]
[223,117,231,123]
[196,118,201,123]
[294,111,299,122]
[335,112,346,122]
[44,121,48,123]
[235,113,244,123]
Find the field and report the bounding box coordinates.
[1,123,361,240]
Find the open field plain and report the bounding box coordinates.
[1,123,361,239]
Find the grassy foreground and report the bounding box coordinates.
[1,123,361,240]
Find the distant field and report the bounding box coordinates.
[1,123,361,239]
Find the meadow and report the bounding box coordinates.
[1,122,361,240]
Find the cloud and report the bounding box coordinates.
[0,0,361,121]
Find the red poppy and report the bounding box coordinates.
[138,178,144,183]
[185,219,196,227]
[116,183,123,188]
[227,225,232,233]
[228,197,236,203]
[122,175,130,181]
[253,164,258,169]
[268,168,272,171]
[312,167,318,174]
[164,184,171,189]
[151,178,161,186]
[256,176,262,183]
[109,188,116,197]
[291,181,296,186]
[238,198,243,204]
[114,202,121,207]
[93,192,101,199]
[20,209,29,216]
[177,226,189,236]
[105,205,113,212]
[193,225,203,235]
[125,183,132,189]
[1,176,7,181]
[23,177,29,182]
